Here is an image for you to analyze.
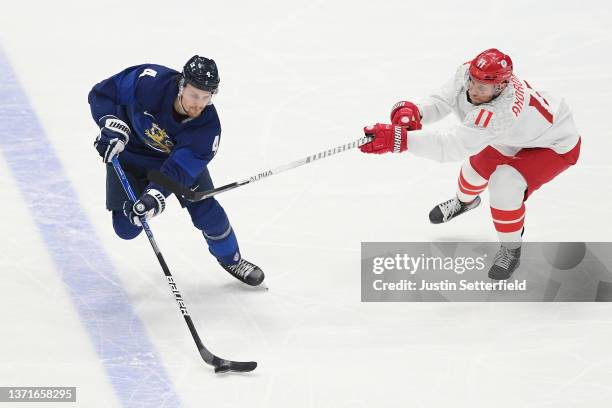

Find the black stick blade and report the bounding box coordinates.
[214,360,257,374]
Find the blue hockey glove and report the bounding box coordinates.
[123,189,166,226]
[94,115,131,163]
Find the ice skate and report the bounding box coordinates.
[429,196,481,224]
[488,245,521,280]
[220,258,265,286]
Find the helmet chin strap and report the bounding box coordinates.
[179,94,189,115]
[177,77,190,115]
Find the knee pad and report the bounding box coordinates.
[112,210,142,240]
[489,165,528,208]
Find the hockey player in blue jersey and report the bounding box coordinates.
[88,55,264,286]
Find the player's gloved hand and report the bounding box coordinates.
[390,101,423,130]
[123,189,166,227]
[360,123,408,154]
[94,115,131,163]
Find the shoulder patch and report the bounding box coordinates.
[139,68,158,79]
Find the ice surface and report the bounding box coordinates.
[1,1,612,407]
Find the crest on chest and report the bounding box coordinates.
[144,122,174,153]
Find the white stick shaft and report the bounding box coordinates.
[199,136,372,200]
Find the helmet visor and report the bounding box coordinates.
[467,75,499,99]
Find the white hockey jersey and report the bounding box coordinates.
[408,63,581,162]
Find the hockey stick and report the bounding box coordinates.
[111,157,257,373]
[147,135,373,202]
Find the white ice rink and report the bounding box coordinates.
[1,1,612,407]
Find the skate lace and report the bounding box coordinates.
[228,260,254,278]
[494,247,513,269]
[440,198,462,218]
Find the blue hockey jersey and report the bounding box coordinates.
[88,64,221,191]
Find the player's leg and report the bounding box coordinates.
[188,197,239,263]
[510,139,581,202]
[456,160,488,202]
[184,169,264,286]
[429,146,510,224]
[486,140,580,279]
[487,164,527,279]
[105,162,146,239]
[489,165,527,247]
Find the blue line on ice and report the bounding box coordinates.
[0,49,181,408]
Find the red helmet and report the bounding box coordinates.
[469,48,513,84]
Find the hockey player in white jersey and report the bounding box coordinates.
[360,48,581,280]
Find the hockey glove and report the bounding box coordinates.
[390,101,423,130]
[123,189,166,227]
[360,123,408,154]
[94,115,131,163]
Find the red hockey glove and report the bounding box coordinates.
[390,101,422,130]
[360,123,408,154]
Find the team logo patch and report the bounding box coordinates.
[144,123,174,153]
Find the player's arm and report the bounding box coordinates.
[123,125,220,225]
[362,107,503,162]
[151,124,221,194]
[88,65,169,163]
[87,65,150,122]
[88,66,151,162]
[122,147,203,226]
[407,124,497,162]
[391,65,464,127]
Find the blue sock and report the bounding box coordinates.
[203,227,240,265]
